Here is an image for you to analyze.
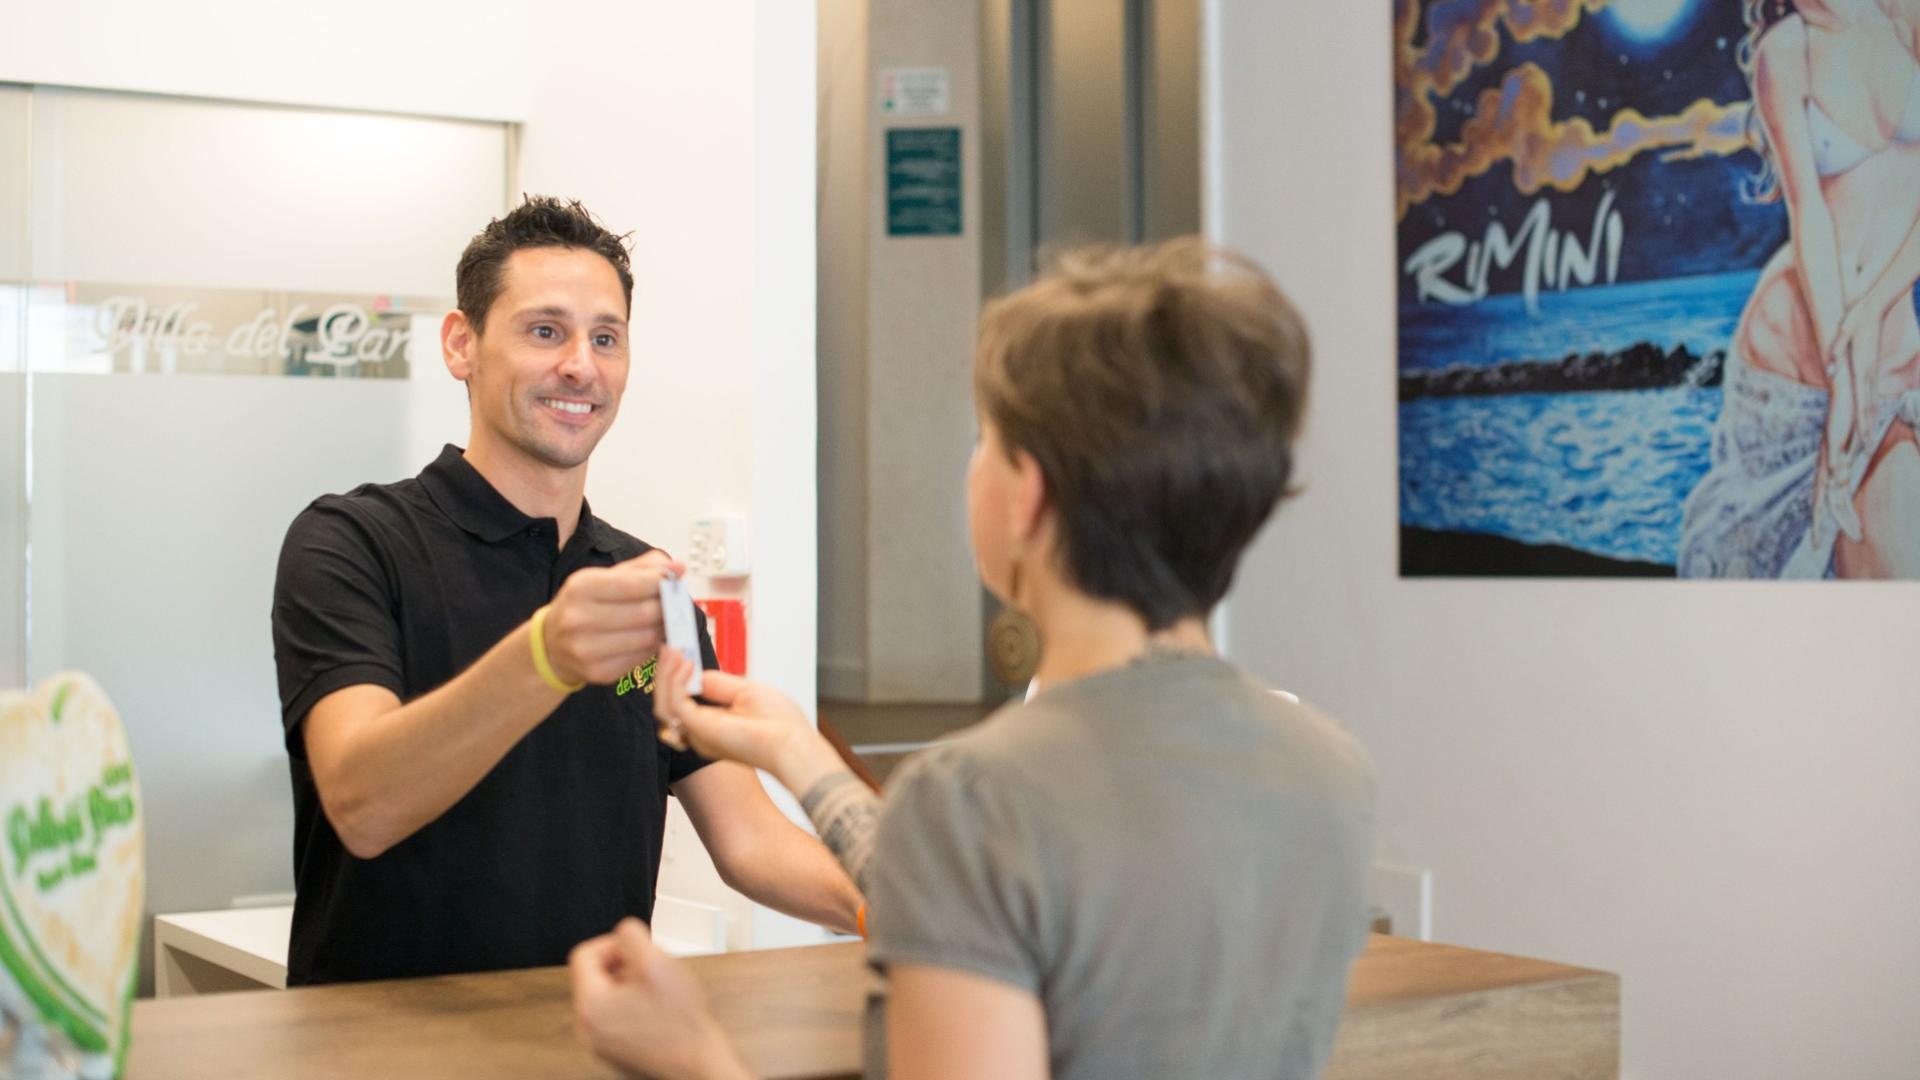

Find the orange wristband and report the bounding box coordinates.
[857,902,868,940]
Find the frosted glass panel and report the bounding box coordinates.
[17,86,505,928]
[0,365,20,690]
[0,84,25,281]
[28,87,506,295]
[26,282,437,377]
[28,375,414,915]
[2,85,26,688]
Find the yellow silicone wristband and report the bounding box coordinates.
[530,604,585,693]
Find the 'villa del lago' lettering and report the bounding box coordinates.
[93,297,411,366]
[1403,191,1624,315]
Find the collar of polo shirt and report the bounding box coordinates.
[416,444,624,553]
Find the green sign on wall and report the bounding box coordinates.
[885,127,962,237]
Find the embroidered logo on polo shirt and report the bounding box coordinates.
[614,657,657,697]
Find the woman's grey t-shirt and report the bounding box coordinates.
[864,655,1376,1080]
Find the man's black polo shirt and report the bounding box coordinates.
[271,444,713,985]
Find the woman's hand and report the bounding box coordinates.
[1813,354,1861,548]
[654,650,845,795]
[1834,292,1893,457]
[569,918,752,1080]
[1824,340,1860,467]
[1812,293,1899,547]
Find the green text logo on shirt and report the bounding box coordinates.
[614,657,657,697]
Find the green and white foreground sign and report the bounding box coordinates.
[1,674,144,1080]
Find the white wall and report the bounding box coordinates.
[745,0,825,945]
[1208,3,1920,1078]
[514,0,825,949]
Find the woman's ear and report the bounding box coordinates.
[442,309,476,382]
[1008,448,1050,547]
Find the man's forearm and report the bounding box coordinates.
[311,621,565,858]
[720,816,865,936]
[676,761,865,935]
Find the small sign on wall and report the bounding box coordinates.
[885,128,963,238]
[879,67,950,117]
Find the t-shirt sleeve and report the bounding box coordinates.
[663,602,720,783]
[272,501,405,754]
[865,746,1049,993]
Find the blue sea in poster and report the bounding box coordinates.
[1398,271,1753,567]
[1400,387,1723,567]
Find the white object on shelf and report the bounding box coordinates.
[152,895,726,998]
[1367,863,1434,941]
[650,894,728,957]
[153,906,292,997]
[687,515,751,578]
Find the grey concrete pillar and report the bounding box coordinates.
[818,0,985,703]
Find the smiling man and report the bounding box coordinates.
[270,197,860,985]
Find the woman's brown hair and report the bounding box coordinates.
[974,238,1311,630]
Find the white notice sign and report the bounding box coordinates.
[879,67,951,117]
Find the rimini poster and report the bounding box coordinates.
[1395,0,1920,577]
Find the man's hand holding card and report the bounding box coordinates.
[655,572,704,749]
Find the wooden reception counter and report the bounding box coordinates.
[127,934,1617,1079]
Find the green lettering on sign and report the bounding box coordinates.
[5,761,137,893]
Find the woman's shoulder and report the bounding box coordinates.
[873,720,1068,876]
[879,698,1080,814]
[887,658,1375,806]
[889,703,1045,787]
[1268,695,1379,807]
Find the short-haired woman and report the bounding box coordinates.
[569,239,1377,1080]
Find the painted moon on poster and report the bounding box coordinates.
[1605,0,1697,43]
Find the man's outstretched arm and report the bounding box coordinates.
[673,762,864,935]
[301,553,677,858]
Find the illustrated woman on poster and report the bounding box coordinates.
[1679,0,1920,577]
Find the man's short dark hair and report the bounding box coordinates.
[974,238,1311,631]
[455,196,634,334]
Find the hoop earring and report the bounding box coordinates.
[987,554,1041,687]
